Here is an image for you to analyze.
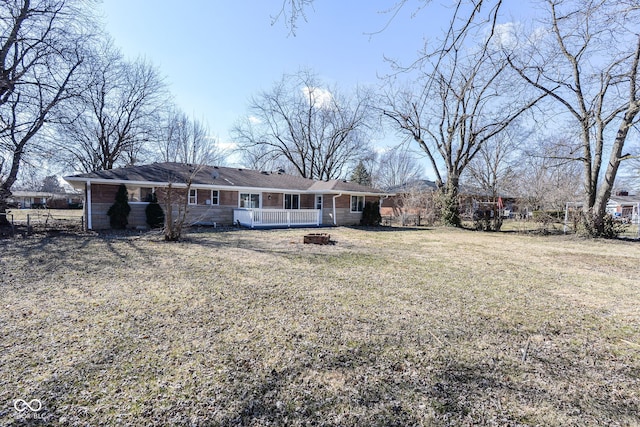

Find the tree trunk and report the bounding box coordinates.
[0,147,24,225]
[163,182,191,241]
[438,176,461,227]
[587,107,639,236]
[0,188,11,226]
[163,183,175,240]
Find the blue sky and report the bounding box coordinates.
[100,1,532,175]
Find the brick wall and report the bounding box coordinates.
[301,194,315,209]
[323,195,380,226]
[219,190,238,206]
[92,184,120,203]
[263,192,282,208]
[89,202,237,229]
[88,184,239,229]
[87,184,380,229]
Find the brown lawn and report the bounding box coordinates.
[1,227,638,426]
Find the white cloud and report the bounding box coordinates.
[218,140,238,151]
[248,115,261,125]
[301,86,333,109]
[490,22,548,52]
[373,145,391,154]
[493,22,519,50]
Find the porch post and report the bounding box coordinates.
[637,202,640,238]
[332,196,337,226]
[332,193,342,226]
[86,180,92,230]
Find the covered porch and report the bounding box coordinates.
[233,208,321,228]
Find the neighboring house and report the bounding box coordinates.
[606,192,640,223]
[380,180,521,224]
[380,180,438,225]
[457,185,520,220]
[64,162,391,230]
[7,191,83,209]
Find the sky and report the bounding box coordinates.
[99,1,532,176]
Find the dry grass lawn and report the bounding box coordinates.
[1,227,639,426]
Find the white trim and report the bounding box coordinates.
[188,188,198,205]
[350,195,365,213]
[238,192,261,209]
[283,193,300,209]
[234,208,320,228]
[210,190,220,206]
[86,181,92,230]
[64,177,392,198]
[332,193,342,226]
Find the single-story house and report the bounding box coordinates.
[7,190,84,209]
[606,192,640,223]
[380,180,438,216]
[380,180,520,224]
[64,162,391,230]
[457,185,520,220]
[380,180,438,225]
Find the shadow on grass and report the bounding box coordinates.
[0,233,154,291]
[343,225,432,232]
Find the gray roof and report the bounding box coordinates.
[10,190,82,198]
[385,179,438,193]
[608,194,640,205]
[65,162,388,195]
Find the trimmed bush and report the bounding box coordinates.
[360,201,382,226]
[107,184,131,229]
[145,193,165,228]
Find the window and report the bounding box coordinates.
[126,186,154,202]
[210,190,219,205]
[315,195,323,210]
[351,195,365,212]
[284,194,300,209]
[188,189,197,205]
[140,187,154,202]
[239,193,260,208]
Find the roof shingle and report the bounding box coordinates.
[66,163,388,195]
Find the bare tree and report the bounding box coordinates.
[271,0,314,35]
[463,128,526,230]
[232,69,374,180]
[0,0,91,224]
[514,136,583,213]
[464,127,522,200]
[374,145,425,190]
[507,0,640,236]
[274,1,500,40]
[154,109,225,241]
[50,39,166,173]
[156,108,225,166]
[156,162,213,242]
[397,183,436,226]
[238,142,287,173]
[383,22,545,226]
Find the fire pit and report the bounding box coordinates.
[303,233,331,245]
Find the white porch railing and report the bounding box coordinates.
[234,209,321,228]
